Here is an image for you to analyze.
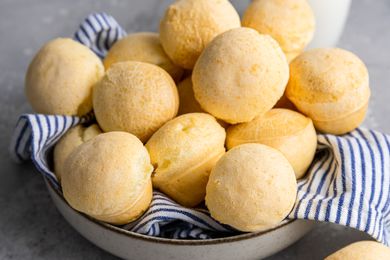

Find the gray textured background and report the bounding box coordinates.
[0,0,389,259]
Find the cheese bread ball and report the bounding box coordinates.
[159,0,241,69]
[227,109,317,179]
[103,32,184,82]
[286,48,371,135]
[192,27,289,124]
[146,113,226,207]
[325,241,390,260]
[54,124,102,182]
[25,38,104,116]
[206,143,297,232]
[93,61,179,142]
[242,0,315,62]
[62,132,153,225]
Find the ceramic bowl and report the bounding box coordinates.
[45,178,315,260]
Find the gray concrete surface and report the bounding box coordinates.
[0,0,389,259]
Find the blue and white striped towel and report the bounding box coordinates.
[9,13,390,244]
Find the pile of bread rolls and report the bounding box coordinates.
[25,0,370,234]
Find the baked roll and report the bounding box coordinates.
[146,113,226,207]
[93,61,179,142]
[286,48,370,135]
[226,109,317,179]
[192,27,289,124]
[242,0,315,62]
[62,132,153,225]
[159,0,240,69]
[206,143,297,232]
[25,38,104,116]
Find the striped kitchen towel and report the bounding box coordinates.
[74,12,126,58]
[9,13,390,244]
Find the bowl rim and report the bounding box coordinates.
[47,177,297,246]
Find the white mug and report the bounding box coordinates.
[307,0,352,48]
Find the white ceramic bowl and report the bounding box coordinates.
[45,178,315,260]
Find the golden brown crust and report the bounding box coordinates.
[286,48,371,135]
[242,0,315,62]
[146,113,226,207]
[62,132,153,225]
[159,0,240,69]
[93,61,179,142]
[192,27,289,124]
[226,109,317,179]
[205,143,297,232]
[25,38,104,116]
